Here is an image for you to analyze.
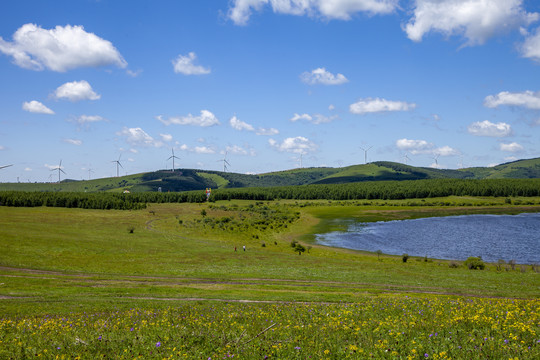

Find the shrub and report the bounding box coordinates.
[128,226,135,234]
[465,256,485,270]
[261,242,266,247]
[294,243,306,255]
[449,261,460,268]
[402,253,409,263]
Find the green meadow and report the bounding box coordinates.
[1,196,539,358]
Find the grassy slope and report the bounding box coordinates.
[1,198,539,316]
[2,158,540,193]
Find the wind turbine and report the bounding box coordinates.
[167,149,180,172]
[88,168,94,180]
[51,160,66,183]
[112,155,123,177]
[432,154,440,167]
[402,153,410,165]
[0,164,13,170]
[218,152,230,172]
[359,145,373,164]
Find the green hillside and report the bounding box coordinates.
[1,157,540,193]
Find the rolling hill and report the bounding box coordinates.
[1,157,540,193]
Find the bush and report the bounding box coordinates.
[465,256,485,270]
[449,261,460,268]
[402,253,409,263]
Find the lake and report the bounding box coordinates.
[315,212,540,264]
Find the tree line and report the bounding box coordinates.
[1,178,539,210]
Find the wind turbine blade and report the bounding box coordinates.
[0,164,13,170]
[60,169,66,174]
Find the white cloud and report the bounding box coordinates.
[228,0,398,25]
[500,142,524,152]
[291,112,337,124]
[396,139,458,156]
[433,145,459,157]
[329,104,335,111]
[0,145,5,151]
[172,52,210,75]
[24,167,31,171]
[117,127,163,147]
[160,133,173,142]
[269,136,317,154]
[64,138,82,146]
[179,144,216,154]
[467,120,512,137]
[73,115,106,124]
[0,23,126,72]
[194,146,216,154]
[350,97,416,114]
[45,163,63,170]
[290,113,312,122]
[396,138,433,154]
[225,144,255,156]
[54,80,100,102]
[229,116,255,131]
[256,127,279,135]
[22,100,54,114]
[521,27,540,62]
[157,110,219,127]
[404,0,539,46]
[300,67,348,85]
[484,90,540,109]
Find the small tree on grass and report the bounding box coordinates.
[465,256,485,270]
[402,253,409,263]
[200,209,207,217]
[294,243,306,255]
[376,249,382,261]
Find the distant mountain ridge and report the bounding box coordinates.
[1,157,540,193]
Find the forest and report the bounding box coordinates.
[1,178,540,210]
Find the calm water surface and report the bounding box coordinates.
[315,213,540,263]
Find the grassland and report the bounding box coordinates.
[0,196,539,358]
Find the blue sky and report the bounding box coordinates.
[1,0,540,182]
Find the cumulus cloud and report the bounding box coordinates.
[300,67,348,85]
[290,113,312,122]
[64,138,82,146]
[157,110,219,127]
[180,144,216,154]
[396,139,459,157]
[290,112,337,124]
[229,116,255,131]
[404,0,539,46]
[117,127,163,147]
[172,52,210,75]
[225,144,256,156]
[433,145,459,157]
[269,136,317,154]
[521,27,540,62]
[484,90,540,109]
[160,133,173,142]
[0,23,126,72]
[500,142,524,152]
[22,100,54,114]
[396,138,433,154]
[256,127,279,136]
[72,115,106,124]
[53,80,100,102]
[467,120,512,137]
[228,0,398,25]
[349,98,416,114]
